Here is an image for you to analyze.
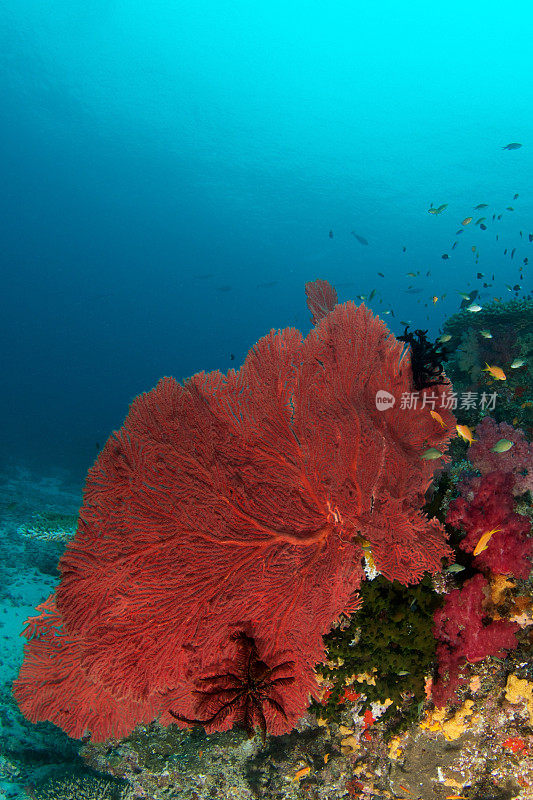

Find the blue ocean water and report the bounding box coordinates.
[1,0,531,482]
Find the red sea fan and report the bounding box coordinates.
[305,279,338,324]
[14,301,454,741]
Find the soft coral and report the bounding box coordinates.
[432,574,518,707]
[447,471,532,579]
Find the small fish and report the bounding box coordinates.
[402,246,407,252]
[511,248,516,259]
[462,217,473,225]
[377,271,385,277]
[229,353,235,361]
[456,229,463,235]
[473,528,500,556]
[422,448,443,460]
[368,288,376,301]
[456,424,475,444]
[513,193,519,200]
[329,230,333,238]
[466,303,482,312]
[292,766,311,781]
[430,410,447,427]
[524,257,528,265]
[474,203,488,209]
[511,358,526,368]
[397,670,410,676]
[458,292,470,300]
[507,206,514,211]
[432,296,439,304]
[472,246,476,252]
[502,142,522,149]
[351,232,369,245]
[479,330,492,339]
[476,272,484,278]
[479,223,487,230]
[428,204,447,215]
[529,234,533,242]
[406,271,418,277]
[451,241,457,249]
[445,564,465,573]
[475,217,486,225]
[438,334,452,343]
[483,363,506,380]
[441,253,449,260]
[490,438,514,453]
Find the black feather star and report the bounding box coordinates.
[169,632,295,742]
[398,326,447,391]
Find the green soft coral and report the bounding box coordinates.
[313,575,441,731]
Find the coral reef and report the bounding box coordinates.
[14,300,455,742]
[441,297,533,434]
[27,773,126,799]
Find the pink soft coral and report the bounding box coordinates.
[432,574,518,707]
[447,471,532,579]
[468,417,533,496]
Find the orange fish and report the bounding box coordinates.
[483,363,506,380]
[292,766,311,781]
[473,528,500,556]
[462,217,473,225]
[456,424,475,444]
[430,410,447,428]
[432,295,439,304]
